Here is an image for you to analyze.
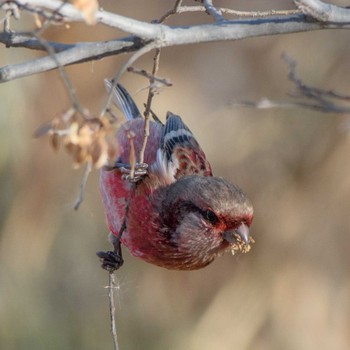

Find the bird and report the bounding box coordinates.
[98,82,254,271]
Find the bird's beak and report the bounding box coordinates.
[223,223,250,245]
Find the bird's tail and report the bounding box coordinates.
[104,80,142,121]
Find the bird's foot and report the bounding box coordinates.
[104,162,148,182]
[119,162,148,183]
[96,250,124,272]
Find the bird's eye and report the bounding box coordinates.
[204,210,218,224]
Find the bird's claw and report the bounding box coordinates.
[96,250,124,272]
[120,162,148,183]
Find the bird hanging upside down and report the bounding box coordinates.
[98,82,254,271]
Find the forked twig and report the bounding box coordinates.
[233,53,350,114]
[100,41,156,118]
[143,103,163,124]
[155,0,183,23]
[127,66,172,87]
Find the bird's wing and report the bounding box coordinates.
[157,112,212,182]
[104,80,142,121]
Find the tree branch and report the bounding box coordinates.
[0,31,75,51]
[2,1,350,83]
[0,37,144,82]
[14,0,160,37]
[294,0,350,23]
[9,1,350,41]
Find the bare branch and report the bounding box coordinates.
[32,31,85,113]
[2,1,350,83]
[143,104,163,124]
[0,31,75,51]
[219,8,301,18]
[282,53,350,113]
[294,0,350,23]
[13,0,160,37]
[127,66,172,87]
[100,41,156,117]
[234,98,350,113]
[7,1,350,42]
[155,0,183,23]
[0,37,143,82]
[234,54,350,114]
[159,6,301,18]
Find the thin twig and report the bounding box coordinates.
[282,53,350,102]
[108,273,119,350]
[138,49,161,164]
[1,2,20,32]
[99,41,156,118]
[3,10,11,32]
[74,161,92,210]
[283,53,350,112]
[138,109,150,165]
[127,130,136,179]
[283,53,333,103]
[127,67,172,87]
[154,0,183,23]
[155,5,301,18]
[11,0,65,23]
[234,54,350,114]
[138,0,183,163]
[143,103,163,124]
[26,1,87,115]
[28,2,95,210]
[34,33,86,113]
[233,98,350,113]
[221,8,300,17]
[105,207,129,350]
[178,6,301,17]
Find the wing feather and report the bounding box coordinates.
[104,80,142,121]
[157,112,212,182]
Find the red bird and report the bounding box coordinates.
[98,82,254,270]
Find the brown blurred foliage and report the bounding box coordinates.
[1,1,350,349]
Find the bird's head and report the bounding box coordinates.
[156,176,254,270]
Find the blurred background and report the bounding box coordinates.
[1,1,350,349]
